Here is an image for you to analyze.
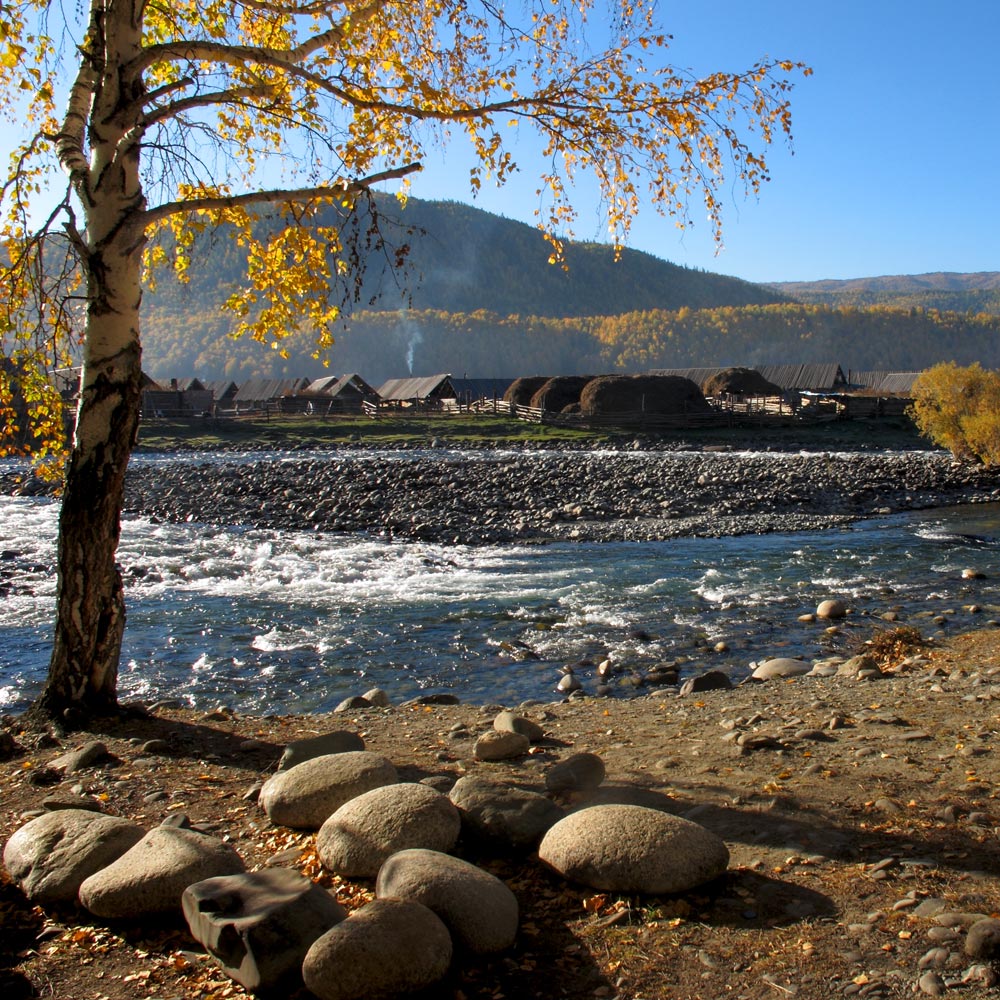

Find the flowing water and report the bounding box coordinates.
[3,452,1000,714]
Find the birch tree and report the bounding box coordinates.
[0,0,808,722]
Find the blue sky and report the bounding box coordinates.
[411,1,1000,284]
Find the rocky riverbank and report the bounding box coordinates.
[111,447,1000,545]
[5,628,1000,1000]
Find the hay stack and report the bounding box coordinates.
[503,376,550,407]
[529,376,594,412]
[579,375,710,416]
[701,367,781,398]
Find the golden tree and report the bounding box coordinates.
[910,362,1000,464]
[0,0,808,721]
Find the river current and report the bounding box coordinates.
[3,450,1000,715]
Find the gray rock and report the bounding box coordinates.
[79,826,246,918]
[361,688,391,708]
[182,869,346,994]
[49,740,111,773]
[473,729,530,761]
[538,804,729,894]
[334,696,372,712]
[678,671,733,696]
[302,898,452,1000]
[493,710,544,744]
[278,731,366,771]
[751,657,810,680]
[377,848,518,955]
[836,654,884,680]
[966,917,1000,959]
[449,775,563,849]
[316,783,461,877]
[3,809,146,904]
[545,752,606,796]
[260,751,397,830]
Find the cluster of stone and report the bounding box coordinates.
[3,714,730,999]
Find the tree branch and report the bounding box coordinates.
[141,161,422,226]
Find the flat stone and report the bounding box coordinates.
[377,848,518,954]
[183,869,346,994]
[49,740,111,773]
[751,658,810,680]
[3,809,146,905]
[316,783,461,877]
[473,730,530,761]
[302,898,452,1000]
[260,751,397,830]
[539,804,729,894]
[79,826,246,918]
[278,731,366,771]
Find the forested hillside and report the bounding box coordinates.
[769,272,1000,314]
[140,198,1000,383]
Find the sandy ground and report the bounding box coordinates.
[4,626,1000,999]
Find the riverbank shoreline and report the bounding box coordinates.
[4,627,1000,999]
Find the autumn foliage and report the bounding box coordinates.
[910,362,1000,465]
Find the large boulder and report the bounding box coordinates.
[503,376,550,408]
[302,898,452,1000]
[538,804,729,894]
[259,751,397,830]
[449,775,562,850]
[579,375,710,417]
[377,848,518,955]
[529,376,593,413]
[79,825,246,918]
[701,367,782,398]
[278,731,365,771]
[183,869,346,994]
[316,783,461,877]
[3,809,146,905]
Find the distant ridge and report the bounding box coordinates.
[768,272,1000,312]
[139,198,1000,383]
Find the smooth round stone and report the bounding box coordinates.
[751,657,810,680]
[259,752,398,830]
[544,752,606,796]
[966,917,1000,959]
[473,730,530,761]
[538,804,729,894]
[302,898,452,1000]
[816,599,848,619]
[79,826,246,918]
[278,731,365,771]
[449,775,562,849]
[376,848,518,954]
[316,783,460,877]
[493,710,545,744]
[3,809,146,904]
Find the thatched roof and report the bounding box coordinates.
[701,367,782,397]
[504,376,550,407]
[579,375,710,416]
[530,376,594,412]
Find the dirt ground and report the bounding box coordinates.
[5,627,1000,1000]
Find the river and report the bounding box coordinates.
[3,452,1000,714]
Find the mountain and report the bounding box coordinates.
[139,199,1000,383]
[768,272,1000,314]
